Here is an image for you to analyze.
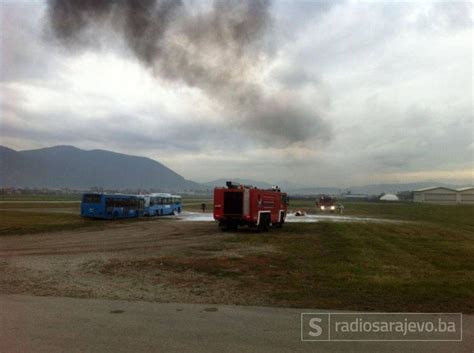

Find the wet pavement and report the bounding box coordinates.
[177,212,403,224]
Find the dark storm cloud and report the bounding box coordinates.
[46,0,330,145]
[242,101,331,144]
[46,0,269,98]
[48,0,182,62]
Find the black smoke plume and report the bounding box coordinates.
[47,0,330,145]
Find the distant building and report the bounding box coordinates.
[413,186,474,204]
[341,194,369,201]
[380,194,399,201]
[458,187,474,204]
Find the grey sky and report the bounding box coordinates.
[0,0,472,187]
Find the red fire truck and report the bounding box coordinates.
[213,181,289,231]
[316,195,337,212]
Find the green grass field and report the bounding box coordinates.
[1,198,472,311]
[0,202,80,209]
[0,197,207,235]
[0,194,82,201]
[181,198,213,211]
[289,200,474,230]
[0,210,103,236]
[0,194,210,202]
[221,221,473,312]
[177,199,474,312]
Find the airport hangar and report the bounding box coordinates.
[413,186,474,204]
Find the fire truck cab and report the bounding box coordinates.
[213,182,289,231]
[316,195,337,212]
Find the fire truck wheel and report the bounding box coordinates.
[219,221,229,231]
[219,221,237,232]
[263,220,270,232]
[274,212,285,228]
[258,214,270,232]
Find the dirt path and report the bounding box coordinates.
[0,221,217,257]
[0,221,274,305]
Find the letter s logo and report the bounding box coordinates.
[309,317,323,337]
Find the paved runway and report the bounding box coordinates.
[1,295,471,353]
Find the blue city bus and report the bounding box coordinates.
[81,193,144,219]
[143,193,182,216]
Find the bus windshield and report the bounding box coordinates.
[83,194,101,204]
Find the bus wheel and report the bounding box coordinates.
[113,211,118,220]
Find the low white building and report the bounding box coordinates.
[380,194,399,201]
[414,186,474,204]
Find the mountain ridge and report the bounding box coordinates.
[0,145,201,191]
[1,145,471,194]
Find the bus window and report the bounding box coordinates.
[83,194,101,203]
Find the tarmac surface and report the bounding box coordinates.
[178,211,403,223]
[1,295,471,353]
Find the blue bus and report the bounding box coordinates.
[142,193,182,216]
[81,193,144,219]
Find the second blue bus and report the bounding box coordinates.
[142,193,182,216]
